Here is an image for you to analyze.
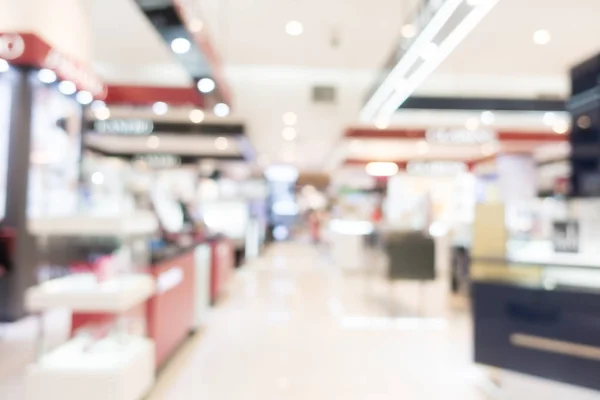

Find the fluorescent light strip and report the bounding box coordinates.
[377,0,500,120]
[360,0,464,122]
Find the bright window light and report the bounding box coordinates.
[285,21,304,36]
[171,37,191,54]
[197,78,216,93]
[152,101,168,115]
[214,103,230,117]
[38,68,57,83]
[365,162,399,177]
[58,81,77,95]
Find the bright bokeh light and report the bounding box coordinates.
[152,102,168,115]
[189,109,205,123]
[38,69,57,83]
[171,37,191,54]
[285,21,304,36]
[215,136,229,150]
[365,162,399,177]
[76,91,93,105]
[58,81,77,95]
[197,78,216,93]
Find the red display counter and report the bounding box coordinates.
[146,248,196,367]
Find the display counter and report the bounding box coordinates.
[328,219,373,271]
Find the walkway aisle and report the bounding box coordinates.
[149,242,488,400]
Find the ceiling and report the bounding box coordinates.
[75,0,600,170]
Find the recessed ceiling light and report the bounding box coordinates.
[282,127,297,141]
[76,91,93,105]
[215,136,228,150]
[533,29,551,45]
[466,117,479,131]
[94,107,110,121]
[365,162,399,177]
[58,80,77,95]
[197,78,216,93]
[286,21,303,36]
[38,68,57,83]
[171,37,191,54]
[189,109,205,123]
[543,112,556,126]
[0,59,8,73]
[146,135,160,149]
[152,101,168,115]
[577,115,592,129]
[189,19,204,33]
[91,100,106,112]
[375,119,389,130]
[480,110,495,125]
[420,43,438,60]
[401,24,416,38]
[214,103,230,117]
[553,121,569,134]
[283,112,298,126]
[91,172,104,185]
[417,140,429,155]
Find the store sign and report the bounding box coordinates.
[94,119,154,135]
[0,33,25,60]
[552,220,579,253]
[156,267,184,293]
[426,128,497,144]
[407,161,467,175]
[134,154,181,168]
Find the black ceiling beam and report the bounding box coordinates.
[400,96,566,112]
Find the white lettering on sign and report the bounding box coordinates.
[426,128,496,144]
[94,119,154,135]
[156,267,184,293]
[0,34,25,60]
[134,154,182,168]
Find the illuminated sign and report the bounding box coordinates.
[426,128,496,144]
[94,119,154,135]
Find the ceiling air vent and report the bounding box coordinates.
[312,85,337,104]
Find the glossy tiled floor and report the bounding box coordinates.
[149,242,489,400]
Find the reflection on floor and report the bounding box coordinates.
[149,242,488,399]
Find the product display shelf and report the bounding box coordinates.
[24,273,156,400]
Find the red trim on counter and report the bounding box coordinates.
[0,32,107,98]
[105,85,205,107]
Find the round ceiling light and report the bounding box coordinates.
[553,121,569,134]
[152,101,168,115]
[215,136,228,150]
[197,78,216,93]
[189,109,205,123]
[146,135,160,149]
[94,107,110,121]
[282,127,297,141]
[58,80,77,95]
[171,37,191,54]
[480,111,495,125]
[365,162,399,177]
[189,19,204,33]
[0,59,9,73]
[214,103,230,117]
[282,112,298,126]
[401,24,416,39]
[375,119,389,130]
[91,100,106,112]
[533,29,551,45]
[76,91,93,105]
[285,21,304,36]
[38,68,57,83]
[91,172,105,185]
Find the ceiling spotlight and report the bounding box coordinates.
[152,101,168,115]
[553,121,569,134]
[197,78,216,93]
[366,162,399,177]
[466,117,480,131]
[214,103,230,117]
[416,140,430,155]
[0,59,8,73]
[577,115,592,129]
[94,107,110,121]
[171,37,191,54]
[38,68,57,83]
[189,19,204,33]
[91,172,104,185]
[58,80,77,95]
[533,29,551,45]
[146,135,160,149]
[375,118,389,130]
[189,109,205,123]
[91,100,106,112]
[543,112,556,126]
[401,24,416,39]
[283,112,298,126]
[282,127,297,141]
[420,43,438,60]
[286,21,304,36]
[480,110,495,125]
[215,136,228,150]
[76,91,93,105]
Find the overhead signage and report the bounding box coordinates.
[426,128,497,144]
[134,154,181,168]
[93,119,154,135]
[407,161,467,175]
